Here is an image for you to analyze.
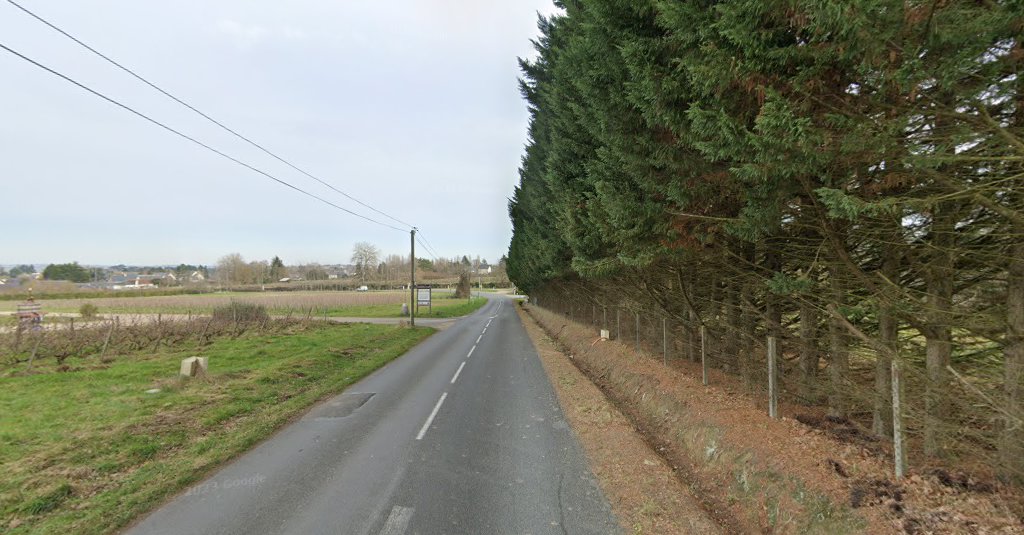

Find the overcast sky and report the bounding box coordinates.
[0,0,558,267]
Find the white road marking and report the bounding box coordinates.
[378,505,414,535]
[467,345,476,357]
[416,392,448,440]
[482,327,487,334]
[450,361,466,384]
[476,334,482,344]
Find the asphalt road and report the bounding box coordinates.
[124,295,620,535]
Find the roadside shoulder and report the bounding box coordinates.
[515,303,724,534]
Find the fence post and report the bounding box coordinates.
[603,306,607,330]
[635,312,640,352]
[768,336,778,419]
[592,304,596,325]
[892,359,906,478]
[617,308,621,341]
[663,317,668,364]
[701,325,708,386]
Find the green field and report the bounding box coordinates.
[0,322,432,534]
[0,291,487,319]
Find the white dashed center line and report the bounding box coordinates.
[378,506,414,535]
[416,393,448,441]
[450,361,466,384]
[467,345,476,358]
[476,334,482,344]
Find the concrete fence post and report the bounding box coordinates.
[892,359,906,478]
[768,335,778,419]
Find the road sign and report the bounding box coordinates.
[416,285,431,313]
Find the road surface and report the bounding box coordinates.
[124,295,619,535]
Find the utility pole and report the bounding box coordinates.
[410,228,417,327]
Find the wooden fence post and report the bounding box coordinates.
[701,325,708,386]
[768,336,778,419]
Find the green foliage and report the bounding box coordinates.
[815,188,898,221]
[42,262,91,283]
[765,272,814,296]
[506,0,1024,482]
[8,265,35,277]
[78,303,99,319]
[269,256,286,282]
[211,302,269,324]
[22,483,72,515]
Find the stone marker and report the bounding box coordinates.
[180,356,208,378]
[600,329,610,341]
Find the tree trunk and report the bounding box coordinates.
[873,222,899,438]
[685,269,699,363]
[799,298,819,403]
[708,266,722,368]
[1001,240,1024,482]
[1001,50,1024,482]
[923,203,954,457]
[741,281,758,391]
[725,276,742,374]
[828,269,849,418]
[764,238,784,358]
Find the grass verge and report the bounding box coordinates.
[0,322,432,534]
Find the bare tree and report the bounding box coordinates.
[216,253,252,286]
[351,242,381,283]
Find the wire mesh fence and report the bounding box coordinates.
[531,274,1022,484]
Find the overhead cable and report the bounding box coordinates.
[0,41,406,232]
[6,0,413,230]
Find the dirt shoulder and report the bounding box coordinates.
[516,303,726,534]
[520,303,1024,535]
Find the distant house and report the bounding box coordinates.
[476,263,492,274]
[189,271,205,282]
[109,272,156,290]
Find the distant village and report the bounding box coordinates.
[0,255,504,293]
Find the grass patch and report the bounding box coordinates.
[0,322,432,534]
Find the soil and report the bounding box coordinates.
[515,304,727,534]
[519,303,1024,535]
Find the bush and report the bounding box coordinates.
[212,302,269,324]
[454,273,472,299]
[79,303,99,319]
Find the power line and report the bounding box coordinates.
[0,41,407,232]
[416,232,442,259]
[415,235,439,261]
[6,0,413,230]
